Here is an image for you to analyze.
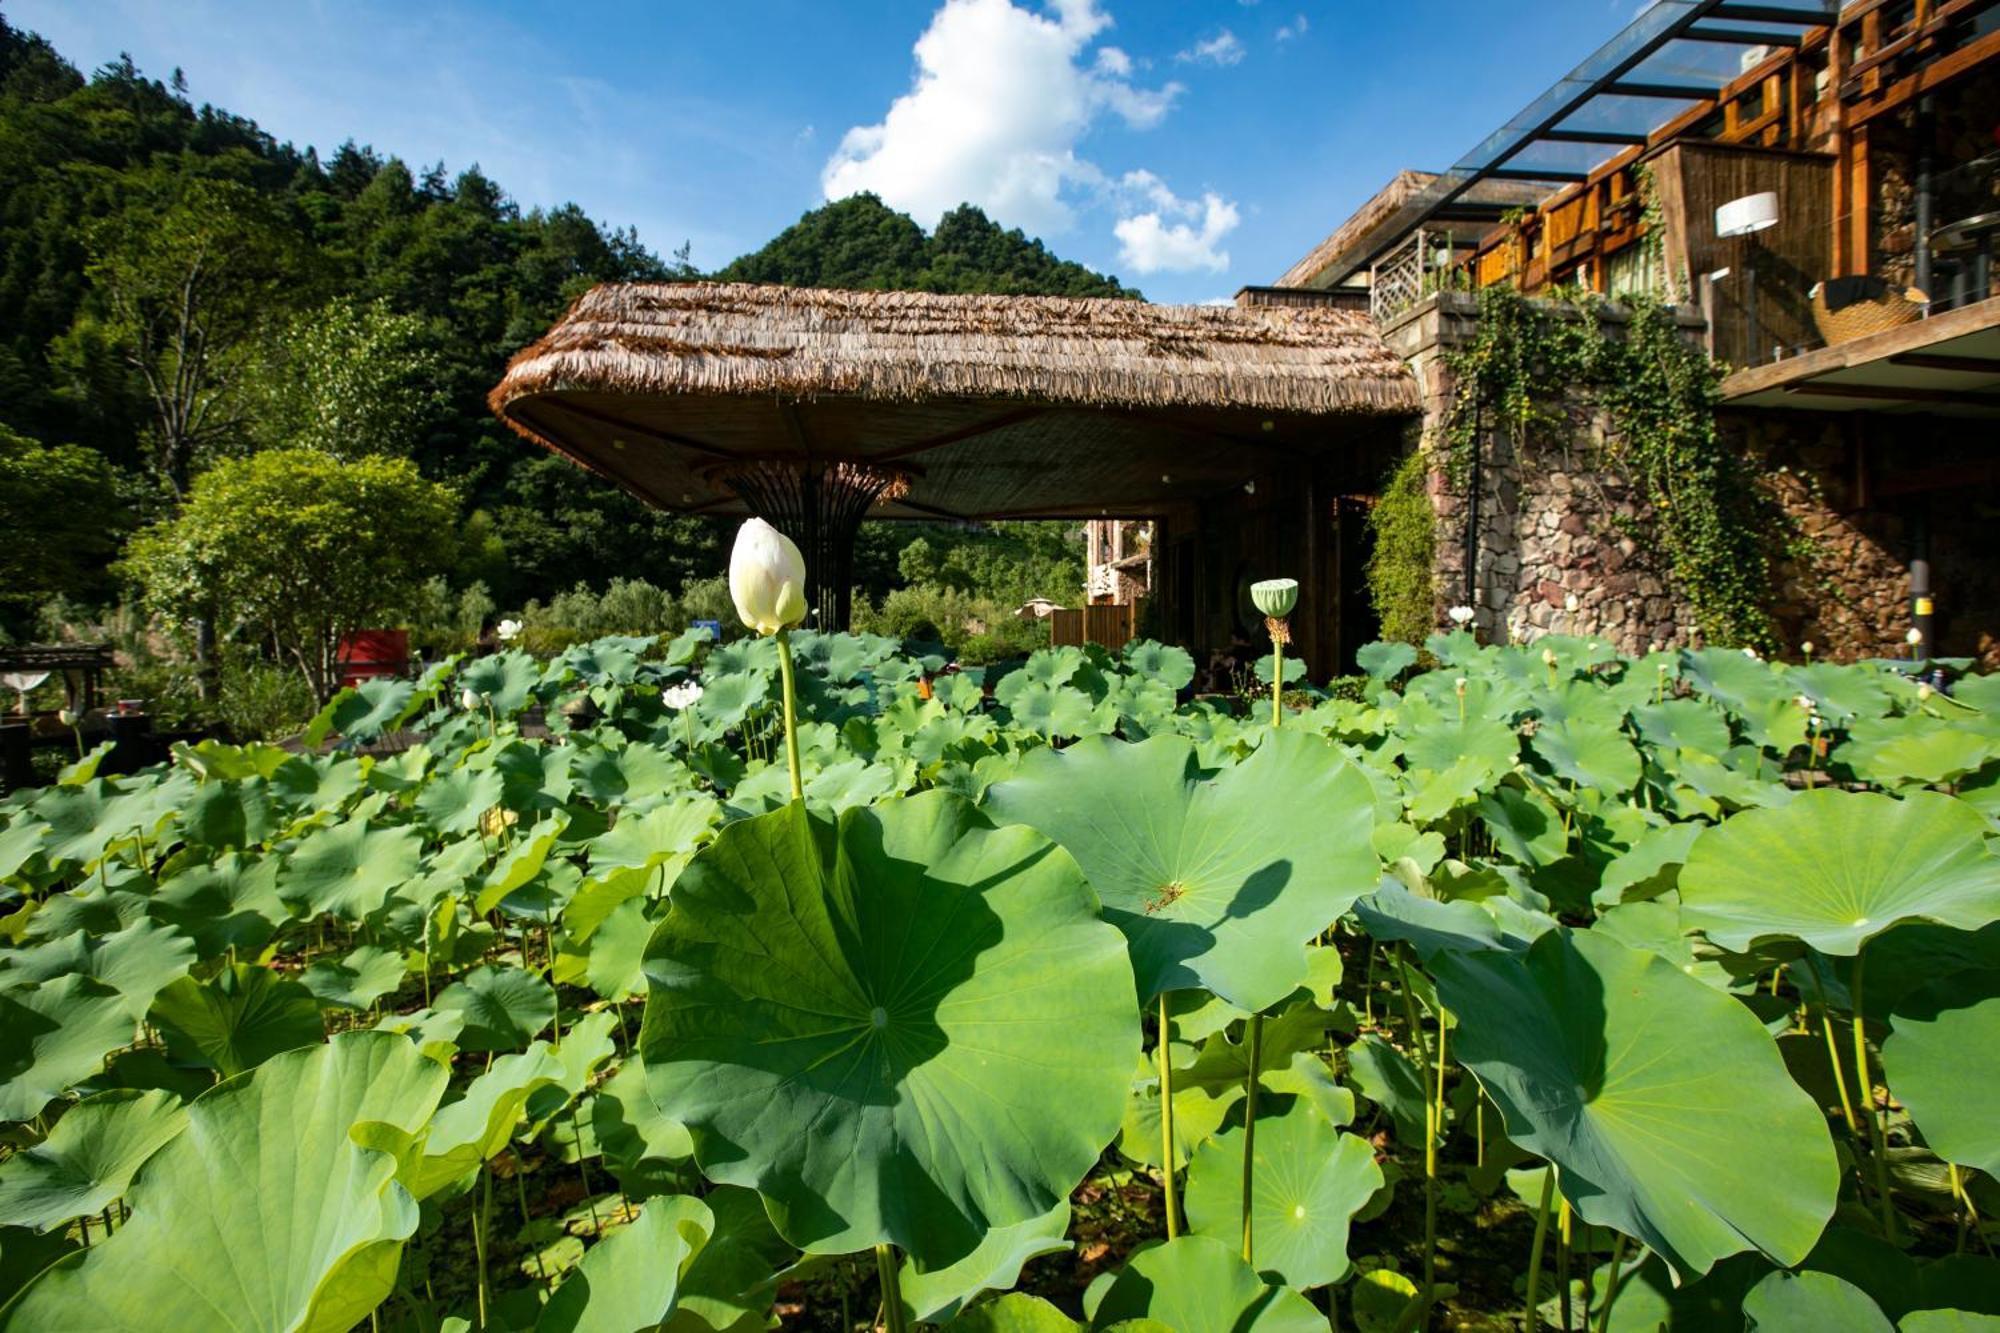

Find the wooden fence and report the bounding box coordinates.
[1049,602,1143,651]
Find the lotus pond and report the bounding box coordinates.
[1,627,1997,1332]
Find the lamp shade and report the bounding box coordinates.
[1715,192,1779,239]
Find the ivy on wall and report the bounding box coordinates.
[1439,285,1783,652]
[1366,444,1438,646]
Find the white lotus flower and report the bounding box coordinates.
[661,682,704,711]
[1800,641,1814,657]
[730,518,808,636]
[496,618,523,642]
[1906,627,1924,646]
[1742,646,1761,659]
[461,688,482,712]
[1794,694,1815,711]
[1447,605,1475,627]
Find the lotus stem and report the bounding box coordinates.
[1425,1011,1446,1293]
[1850,950,1897,1241]
[1270,641,1283,729]
[1594,1233,1628,1333]
[1820,1005,1859,1136]
[1159,994,1180,1239]
[1241,1010,1264,1262]
[1558,1196,1573,1333]
[874,1243,908,1333]
[473,1166,492,1329]
[776,629,805,804]
[1525,1168,1555,1332]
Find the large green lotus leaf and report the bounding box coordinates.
[306,677,421,748]
[1184,1096,1381,1290]
[586,797,722,879]
[149,963,325,1078]
[1882,969,2000,1175]
[460,650,541,715]
[1117,1047,1234,1172]
[592,1053,694,1201]
[1631,698,1733,758]
[1087,1235,1325,1330]
[475,814,569,914]
[1477,784,1569,867]
[1531,717,1641,795]
[301,945,407,1011]
[984,730,1377,1011]
[899,1200,1071,1324]
[181,778,277,851]
[1345,1033,1428,1148]
[0,1031,448,1333]
[405,1043,566,1200]
[1006,681,1097,740]
[413,764,507,838]
[1432,929,1837,1277]
[436,964,555,1052]
[660,1184,795,1333]
[1,919,194,1022]
[535,1193,712,1333]
[0,976,133,1121]
[1841,716,1999,789]
[1679,790,2000,955]
[278,819,424,921]
[640,791,1137,1268]
[1593,822,1704,908]
[949,1294,1082,1331]
[148,853,287,960]
[0,1090,186,1232]
[1743,1270,1893,1333]
[1125,640,1196,691]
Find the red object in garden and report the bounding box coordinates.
[336,630,409,687]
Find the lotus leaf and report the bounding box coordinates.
[1433,929,1837,1276]
[1679,790,2000,955]
[900,1200,1072,1324]
[436,964,555,1052]
[1743,1269,1894,1333]
[985,730,1376,1010]
[640,791,1137,1268]
[0,1032,448,1333]
[1086,1235,1324,1330]
[0,1090,185,1232]
[279,819,424,921]
[1882,968,2000,1175]
[1184,1095,1381,1289]
[0,975,139,1120]
[150,963,325,1078]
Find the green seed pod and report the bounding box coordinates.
[1250,578,1298,619]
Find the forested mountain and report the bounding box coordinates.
[0,15,1110,631]
[719,193,1141,298]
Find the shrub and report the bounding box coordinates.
[1367,447,1438,646]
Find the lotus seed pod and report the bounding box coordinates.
[1250,578,1298,619]
[730,518,809,636]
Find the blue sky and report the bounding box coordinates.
[12,0,1652,303]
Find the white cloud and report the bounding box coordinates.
[1276,13,1309,42]
[1113,177,1239,274]
[1176,29,1245,66]
[822,0,1181,235]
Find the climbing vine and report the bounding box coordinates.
[1442,284,1784,652]
[1366,443,1438,647]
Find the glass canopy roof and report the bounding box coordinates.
[1317,0,1838,286]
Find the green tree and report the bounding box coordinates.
[60,177,309,494]
[0,424,127,633]
[249,297,446,457]
[123,449,457,699]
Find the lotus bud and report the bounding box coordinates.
[1564,592,1579,614]
[57,707,77,727]
[1250,578,1299,619]
[1454,677,1467,696]
[496,618,522,642]
[1906,627,1924,646]
[1541,648,1558,668]
[461,688,481,712]
[1917,682,1934,702]
[730,518,809,636]
[1447,605,1476,627]
[1742,646,1761,660]
[1794,694,1814,711]
[1800,640,1814,657]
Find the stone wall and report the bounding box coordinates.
[1388,294,1700,655]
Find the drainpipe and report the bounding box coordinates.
[1910,502,1935,660]
[1915,95,1936,308]
[1464,400,1484,611]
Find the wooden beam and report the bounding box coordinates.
[1847,27,2000,127]
[1781,380,2000,407]
[1707,2,1836,22]
[1874,459,2000,496]
[1890,351,2000,373]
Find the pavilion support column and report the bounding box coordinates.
[711,458,910,631]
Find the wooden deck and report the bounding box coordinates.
[1717,294,2000,416]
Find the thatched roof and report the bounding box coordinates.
[489,281,1418,521]
[1275,171,1552,291]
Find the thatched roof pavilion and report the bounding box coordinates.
[491,282,1418,624]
